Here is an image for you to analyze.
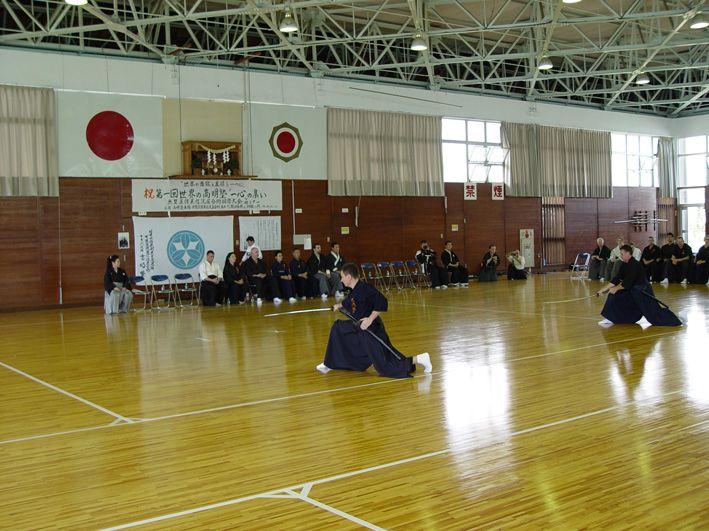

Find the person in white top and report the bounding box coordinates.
[506,250,527,280]
[199,250,225,306]
[629,241,642,262]
[241,236,263,263]
[605,237,624,281]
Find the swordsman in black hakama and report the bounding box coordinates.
[317,263,432,378]
[597,245,682,328]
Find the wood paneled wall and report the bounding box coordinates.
[565,187,660,264]
[0,180,666,311]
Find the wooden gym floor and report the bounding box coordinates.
[0,274,707,529]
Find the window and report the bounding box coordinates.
[611,133,659,188]
[442,118,506,183]
[677,135,709,187]
[677,135,708,250]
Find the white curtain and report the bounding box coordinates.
[328,108,444,196]
[502,122,612,198]
[0,85,58,196]
[656,137,676,198]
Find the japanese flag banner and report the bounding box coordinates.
[58,91,163,178]
[243,103,326,180]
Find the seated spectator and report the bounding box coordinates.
[605,237,624,281]
[640,236,662,282]
[243,246,275,303]
[307,243,339,299]
[442,241,469,286]
[325,242,345,297]
[693,235,709,285]
[198,250,225,306]
[415,240,447,289]
[506,250,527,280]
[479,245,500,282]
[664,236,692,285]
[630,241,642,261]
[271,250,297,303]
[289,248,309,299]
[104,255,132,314]
[589,237,610,280]
[659,234,677,283]
[241,236,262,263]
[223,252,246,305]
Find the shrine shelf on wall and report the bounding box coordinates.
[181,141,242,177]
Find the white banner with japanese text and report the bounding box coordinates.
[131,179,282,212]
[133,216,233,280]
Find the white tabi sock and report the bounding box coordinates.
[636,316,652,329]
[316,363,331,374]
[415,352,432,373]
[598,318,614,328]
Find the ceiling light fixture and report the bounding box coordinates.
[537,57,553,70]
[635,73,650,85]
[279,10,298,33]
[562,0,582,3]
[64,0,88,5]
[411,33,428,51]
[690,16,708,29]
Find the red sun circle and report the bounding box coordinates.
[276,130,297,154]
[85,111,134,161]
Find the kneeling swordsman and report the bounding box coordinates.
[316,263,432,378]
[596,244,682,328]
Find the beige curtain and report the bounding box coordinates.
[0,85,58,197]
[328,108,444,196]
[501,122,539,196]
[656,137,676,198]
[502,122,612,198]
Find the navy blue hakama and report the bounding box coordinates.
[601,283,682,326]
[324,318,414,379]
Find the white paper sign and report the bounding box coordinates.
[133,216,233,279]
[239,216,282,252]
[520,228,534,268]
[132,179,282,212]
[464,183,477,200]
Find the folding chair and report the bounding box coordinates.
[407,259,429,288]
[129,276,150,311]
[375,261,393,292]
[389,261,410,290]
[570,252,591,280]
[400,260,418,290]
[149,274,176,309]
[174,273,199,307]
[360,263,378,284]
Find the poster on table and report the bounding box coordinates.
[519,229,534,268]
[132,216,233,280]
[131,179,282,212]
[238,216,282,252]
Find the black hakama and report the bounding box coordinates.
[601,258,681,326]
[322,280,415,379]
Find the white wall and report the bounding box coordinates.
[1,47,693,137]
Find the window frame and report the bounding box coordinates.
[610,132,660,188]
[442,118,506,184]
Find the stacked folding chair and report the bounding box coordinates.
[407,259,429,288]
[570,252,591,280]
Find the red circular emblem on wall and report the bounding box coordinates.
[86,111,134,161]
[269,122,303,162]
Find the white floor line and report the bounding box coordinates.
[0,361,133,423]
[0,422,119,446]
[284,489,386,531]
[0,327,682,447]
[392,300,600,321]
[103,388,682,530]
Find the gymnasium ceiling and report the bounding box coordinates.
[1,0,708,117]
